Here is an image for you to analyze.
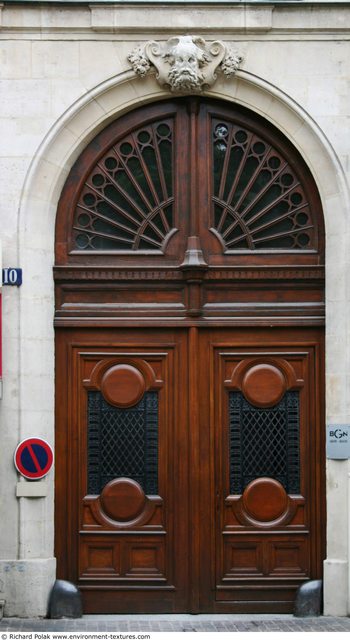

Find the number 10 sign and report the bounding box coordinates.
[2,268,22,286]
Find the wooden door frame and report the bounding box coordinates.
[54,97,325,613]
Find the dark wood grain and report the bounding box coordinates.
[55,98,325,613]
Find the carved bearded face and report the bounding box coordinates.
[164,37,210,91]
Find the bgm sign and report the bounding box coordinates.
[14,438,53,479]
[327,424,350,459]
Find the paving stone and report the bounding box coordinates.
[0,615,350,633]
[2,615,350,632]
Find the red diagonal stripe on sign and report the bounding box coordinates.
[27,444,42,472]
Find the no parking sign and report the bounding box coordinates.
[14,438,53,480]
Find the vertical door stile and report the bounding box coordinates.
[315,340,326,573]
[72,341,81,585]
[211,330,220,607]
[188,326,200,612]
[55,331,69,580]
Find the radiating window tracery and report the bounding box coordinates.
[68,103,320,258]
[73,120,174,252]
[211,119,316,252]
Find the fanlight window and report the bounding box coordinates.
[211,119,315,252]
[65,100,321,258]
[73,119,174,251]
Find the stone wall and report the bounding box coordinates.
[0,1,350,617]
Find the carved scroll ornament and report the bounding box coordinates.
[128,35,243,93]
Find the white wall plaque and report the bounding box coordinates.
[327,424,350,459]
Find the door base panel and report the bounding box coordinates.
[81,595,296,615]
[81,581,300,614]
[81,590,187,614]
[212,601,295,614]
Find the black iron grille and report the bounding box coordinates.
[229,391,300,494]
[87,391,158,495]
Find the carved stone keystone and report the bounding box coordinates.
[128,35,243,93]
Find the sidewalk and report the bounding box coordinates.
[1,614,350,632]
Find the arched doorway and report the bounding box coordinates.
[54,98,325,613]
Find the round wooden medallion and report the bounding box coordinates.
[242,477,288,523]
[101,364,146,408]
[100,478,146,522]
[242,363,286,408]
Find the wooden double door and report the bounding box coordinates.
[55,325,324,613]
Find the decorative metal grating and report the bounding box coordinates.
[229,391,300,494]
[87,391,158,495]
[212,119,315,251]
[73,120,174,252]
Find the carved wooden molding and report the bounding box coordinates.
[53,266,325,282]
[226,478,303,529]
[128,35,243,93]
[83,479,163,531]
[226,356,304,393]
[84,356,163,392]
[205,268,325,281]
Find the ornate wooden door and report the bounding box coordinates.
[55,328,190,613]
[55,98,325,613]
[196,328,324,612]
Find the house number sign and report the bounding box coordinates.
[2,268,22,286]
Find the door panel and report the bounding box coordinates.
[56,329,189,613]
[197,328,324,612]
[56,327,324,613]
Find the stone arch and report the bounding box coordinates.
[18,69,350,616]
